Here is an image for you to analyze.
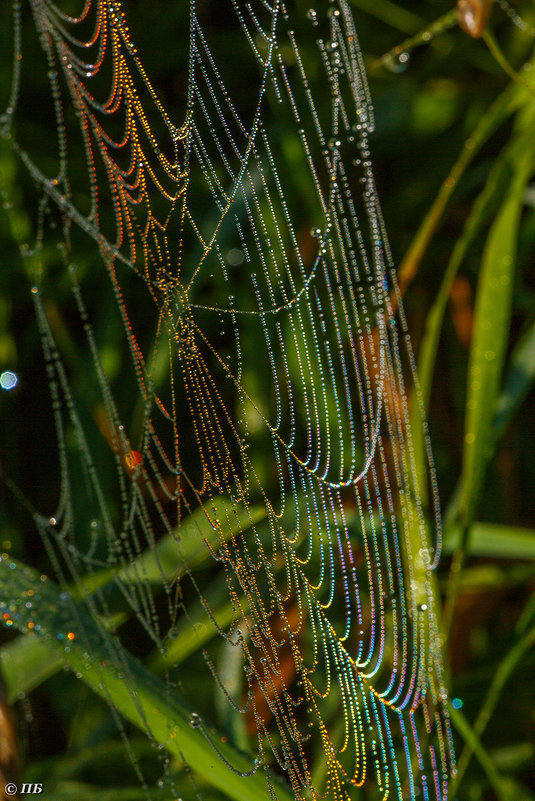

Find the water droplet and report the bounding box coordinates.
[306,9,318,25]
[0,371,18,391]
[384,53,410,73]
[227,248,244,266]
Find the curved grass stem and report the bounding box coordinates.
[369,8,458,72]
[450,623,535,796]
[483,29,535,99]
[398,85,517,298]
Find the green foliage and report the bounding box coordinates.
[0,555,291,801]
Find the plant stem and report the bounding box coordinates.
[483,29,535,99]
[369,9,458,72]
[448,705,507,801]
[397,86,515,297]
[450,623,535,795]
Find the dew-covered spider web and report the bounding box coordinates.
[0,1,455,799]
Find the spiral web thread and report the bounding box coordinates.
[1,1,455,799]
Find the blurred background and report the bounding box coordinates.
[1,1,535,800]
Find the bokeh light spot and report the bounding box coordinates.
[0,370,18,390]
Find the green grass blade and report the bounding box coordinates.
[351,0,423,34]
[437,315,535,535]
[1,501,264,702]
[449,562,534,591]
[0,610,126,702]
[494,318,535,438]
[442,102,535,642]
[81,498,265,594]
[443,522,535,559]
[370,9,458,71]
[408,85,528,516]
[399,84,520,300]
[450,622,535,795]
[449,705,508,801]
[460,110,535,526]
[0,557,293,801]
[148,587,247,673]
[411,127,516,504]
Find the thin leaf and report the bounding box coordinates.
[412,121,516,504]
[80,498,266,594]
[351,0,423,34]
[444,521,535,559]
[445,562,533,591]
[370,9,458,71]
[399,83,521,300]
[439,316,535,536]
[449,704,508,801]
[460,106,535,525]
[0,557,294,801]
[442,102,535,643]
[148,577,247,672]
[1,501,264,703]
[0,610,126,703]
[451,622,535,795]
[494,317,535,438]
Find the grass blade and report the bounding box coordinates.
[448,705,508,801]
[494,317,535,438]
[1,501,264,702]
[351,0,423,34]
[442,101,535,641]
[399,84,520,299]
[444,522,535,559]
[450,622,535,795]
[411,125,516,503]
[460,108,535,526]
[0,557,293,801]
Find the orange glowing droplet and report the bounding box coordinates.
[67,632,75,640]
[457,0,492,38]
[125,450,143,470]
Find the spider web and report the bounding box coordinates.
[1,1,455,799]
